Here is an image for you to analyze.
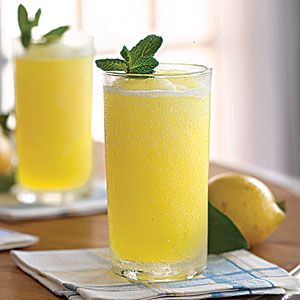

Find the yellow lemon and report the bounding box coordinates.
[208,173,285,246]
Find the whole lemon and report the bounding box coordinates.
[208,173,285,246]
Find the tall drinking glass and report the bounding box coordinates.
[103,64,212,281]
[14,32,93,205]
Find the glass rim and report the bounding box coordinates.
[12,30,93,43]
[103,63,212,78]
[12,30,94,59]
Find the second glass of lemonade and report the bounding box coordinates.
[14,33,93,205]
[104,64,212,281]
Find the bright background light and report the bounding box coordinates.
[0,0,299,195]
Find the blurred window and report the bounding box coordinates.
[1,0,298,193]
[0,0,216,141]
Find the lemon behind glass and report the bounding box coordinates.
[208,173,285,246]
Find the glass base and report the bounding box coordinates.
[111,252,206,282]
[13,183,91,206]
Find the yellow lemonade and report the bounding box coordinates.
[15,42,92,191]
[104,67,211,278]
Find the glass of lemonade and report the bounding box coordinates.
[14,32,93,205]
[103,64,212,281]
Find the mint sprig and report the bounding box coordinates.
[95,34,163,74]
[18,4,41,48]
[17,4,69,49]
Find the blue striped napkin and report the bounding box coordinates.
[11,248,300,299]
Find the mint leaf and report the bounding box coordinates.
[208,202,249,254]
[18,4,31,48]
[42,26,70,44]
[18,4,29,31]
[120,46,131,64]
[130,35,163,64]
[95,34,163,74]
[95,59,128,72]
[0,111,14,137]
[129,56,159,74]
[31,8,41,26]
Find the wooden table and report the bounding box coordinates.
[1,144,300,299]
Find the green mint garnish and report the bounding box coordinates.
[95,34,163,74]
[17,4,69,49]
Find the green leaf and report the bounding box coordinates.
[0,173,15,193]
[21,31,31,49]
[42,25,70,44]
[18,4,29,33]
[129,56,159,74]
[0,111,14,137]
[120,46,131,63]
[208,202,249,254]
[31,8,41,26]
[130,34,163,64]
[95,59,128,72]
[277,200,286,213]
[0,114,9,130]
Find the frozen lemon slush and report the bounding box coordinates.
[15,42,92,190]
[104,73,210,264]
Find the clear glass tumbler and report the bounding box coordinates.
[13,32,94,205]
[103,63,212,281]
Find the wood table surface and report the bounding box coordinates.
[1,143,300,299]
